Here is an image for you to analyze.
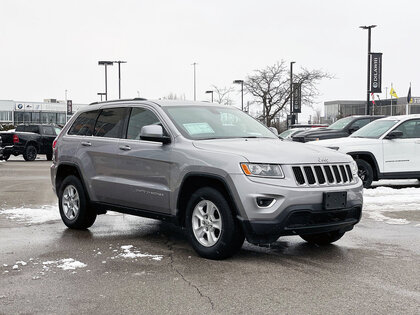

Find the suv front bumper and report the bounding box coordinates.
[229,174,363,244]
[239,203,362,244]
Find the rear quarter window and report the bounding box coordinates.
[68,110,100,136]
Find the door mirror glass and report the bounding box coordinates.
[385,130,403,139]
[140,125,171,144]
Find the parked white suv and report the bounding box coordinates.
[312,115,420,187]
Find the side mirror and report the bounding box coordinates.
[385,130,403,140]
[348,126,360,134]
[140,125,171,144]
[268,127,279,136]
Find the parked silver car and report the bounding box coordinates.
[51,99,363,259]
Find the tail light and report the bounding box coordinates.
[13,134,19,143]
[52,139,57,149]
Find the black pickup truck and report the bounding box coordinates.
[0,124,61,161]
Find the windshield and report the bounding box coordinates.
[327,116,353,130]
[279,129,296,138]
[163,105,278,140]
[350,119,398,138]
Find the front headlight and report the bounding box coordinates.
[350,160,358,176]
[240,163,285,178]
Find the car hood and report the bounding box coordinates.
[311,137,379,147]
[192,138,351,164]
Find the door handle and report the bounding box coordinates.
[119,145,131,151]
[81,141,92,147]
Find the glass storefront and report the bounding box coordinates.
[13,111,68,125]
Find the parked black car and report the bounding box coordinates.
[0,124,61,161]
[291,115,385,143]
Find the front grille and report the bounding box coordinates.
[292,163,355,186]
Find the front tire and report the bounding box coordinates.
[23,145,37,161]
[185,187,244,260]
[59,175,96,229]
[300,230,345,245]
[355,159,373,188]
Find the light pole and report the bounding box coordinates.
[359,25,377,115]
[233,80,244,111]
[114,60,127,99]
[192,62,198,101]
[97,92,106,102]
[289,61,295,128]
[205,90,214,102]
[98,61,114,100]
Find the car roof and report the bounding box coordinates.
[377,114,420,122]
[89,98,219,108]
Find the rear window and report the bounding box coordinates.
[42,126,55,135]
[93,108,128,138]
[68,110,100,136]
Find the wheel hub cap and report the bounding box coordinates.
[62,185,80,220]
[192,200,222,247]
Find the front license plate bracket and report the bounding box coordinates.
[323,192,347,210]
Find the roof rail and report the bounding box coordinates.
[89,98,147,105]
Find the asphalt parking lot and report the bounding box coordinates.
[0,158,419,314]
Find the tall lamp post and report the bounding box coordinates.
[233,80,244,111]
[359,25,377,115]
[289,61,295,128]
[114,61,127,99]
[205,90,214,102]
[192,62,198,101]
[98,61,114,101]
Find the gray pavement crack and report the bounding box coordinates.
[165,239,215,311]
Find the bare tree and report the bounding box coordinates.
[244,61,332,126]
[211,85,234,106]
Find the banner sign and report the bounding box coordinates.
[67,100,73,115]
[292,83,301,113]
[370,53,382,93]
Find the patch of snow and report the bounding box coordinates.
[41,258,87,271]
[12,265,18,270]
[0,205,59,224]
[363,186,420,225]
[56,258,87,270]
[118,245,163,261]
[16,261,27,266]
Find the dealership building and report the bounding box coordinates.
[0,99,87,126]
[324,97,420,122]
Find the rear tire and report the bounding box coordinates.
[300,230,345,245]
[355,159,373,188]
[185,187,244,260]
[59,175,96,229]
[23,145,37,161]
[2,154,10,161]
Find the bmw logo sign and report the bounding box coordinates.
[17,104,23,109]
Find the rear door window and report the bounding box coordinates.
[350,118,371,129]
[68,110,100,136]
[93,108,128,138]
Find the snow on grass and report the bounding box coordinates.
[0,204,59,224]
[363,184,420,225]
[119,245,163,261]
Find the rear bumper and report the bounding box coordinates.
[2,145,23,156]
[239,202,362,244]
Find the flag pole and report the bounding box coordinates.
[390,83,393,116]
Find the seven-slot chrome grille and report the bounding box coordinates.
[292,164,354,186]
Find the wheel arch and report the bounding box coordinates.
[55,163,90,200]
[176,173,240,226]
[348,151,380,180]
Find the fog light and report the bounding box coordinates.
[256,197,275,208]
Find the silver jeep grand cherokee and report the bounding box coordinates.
[51,99,363,259]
